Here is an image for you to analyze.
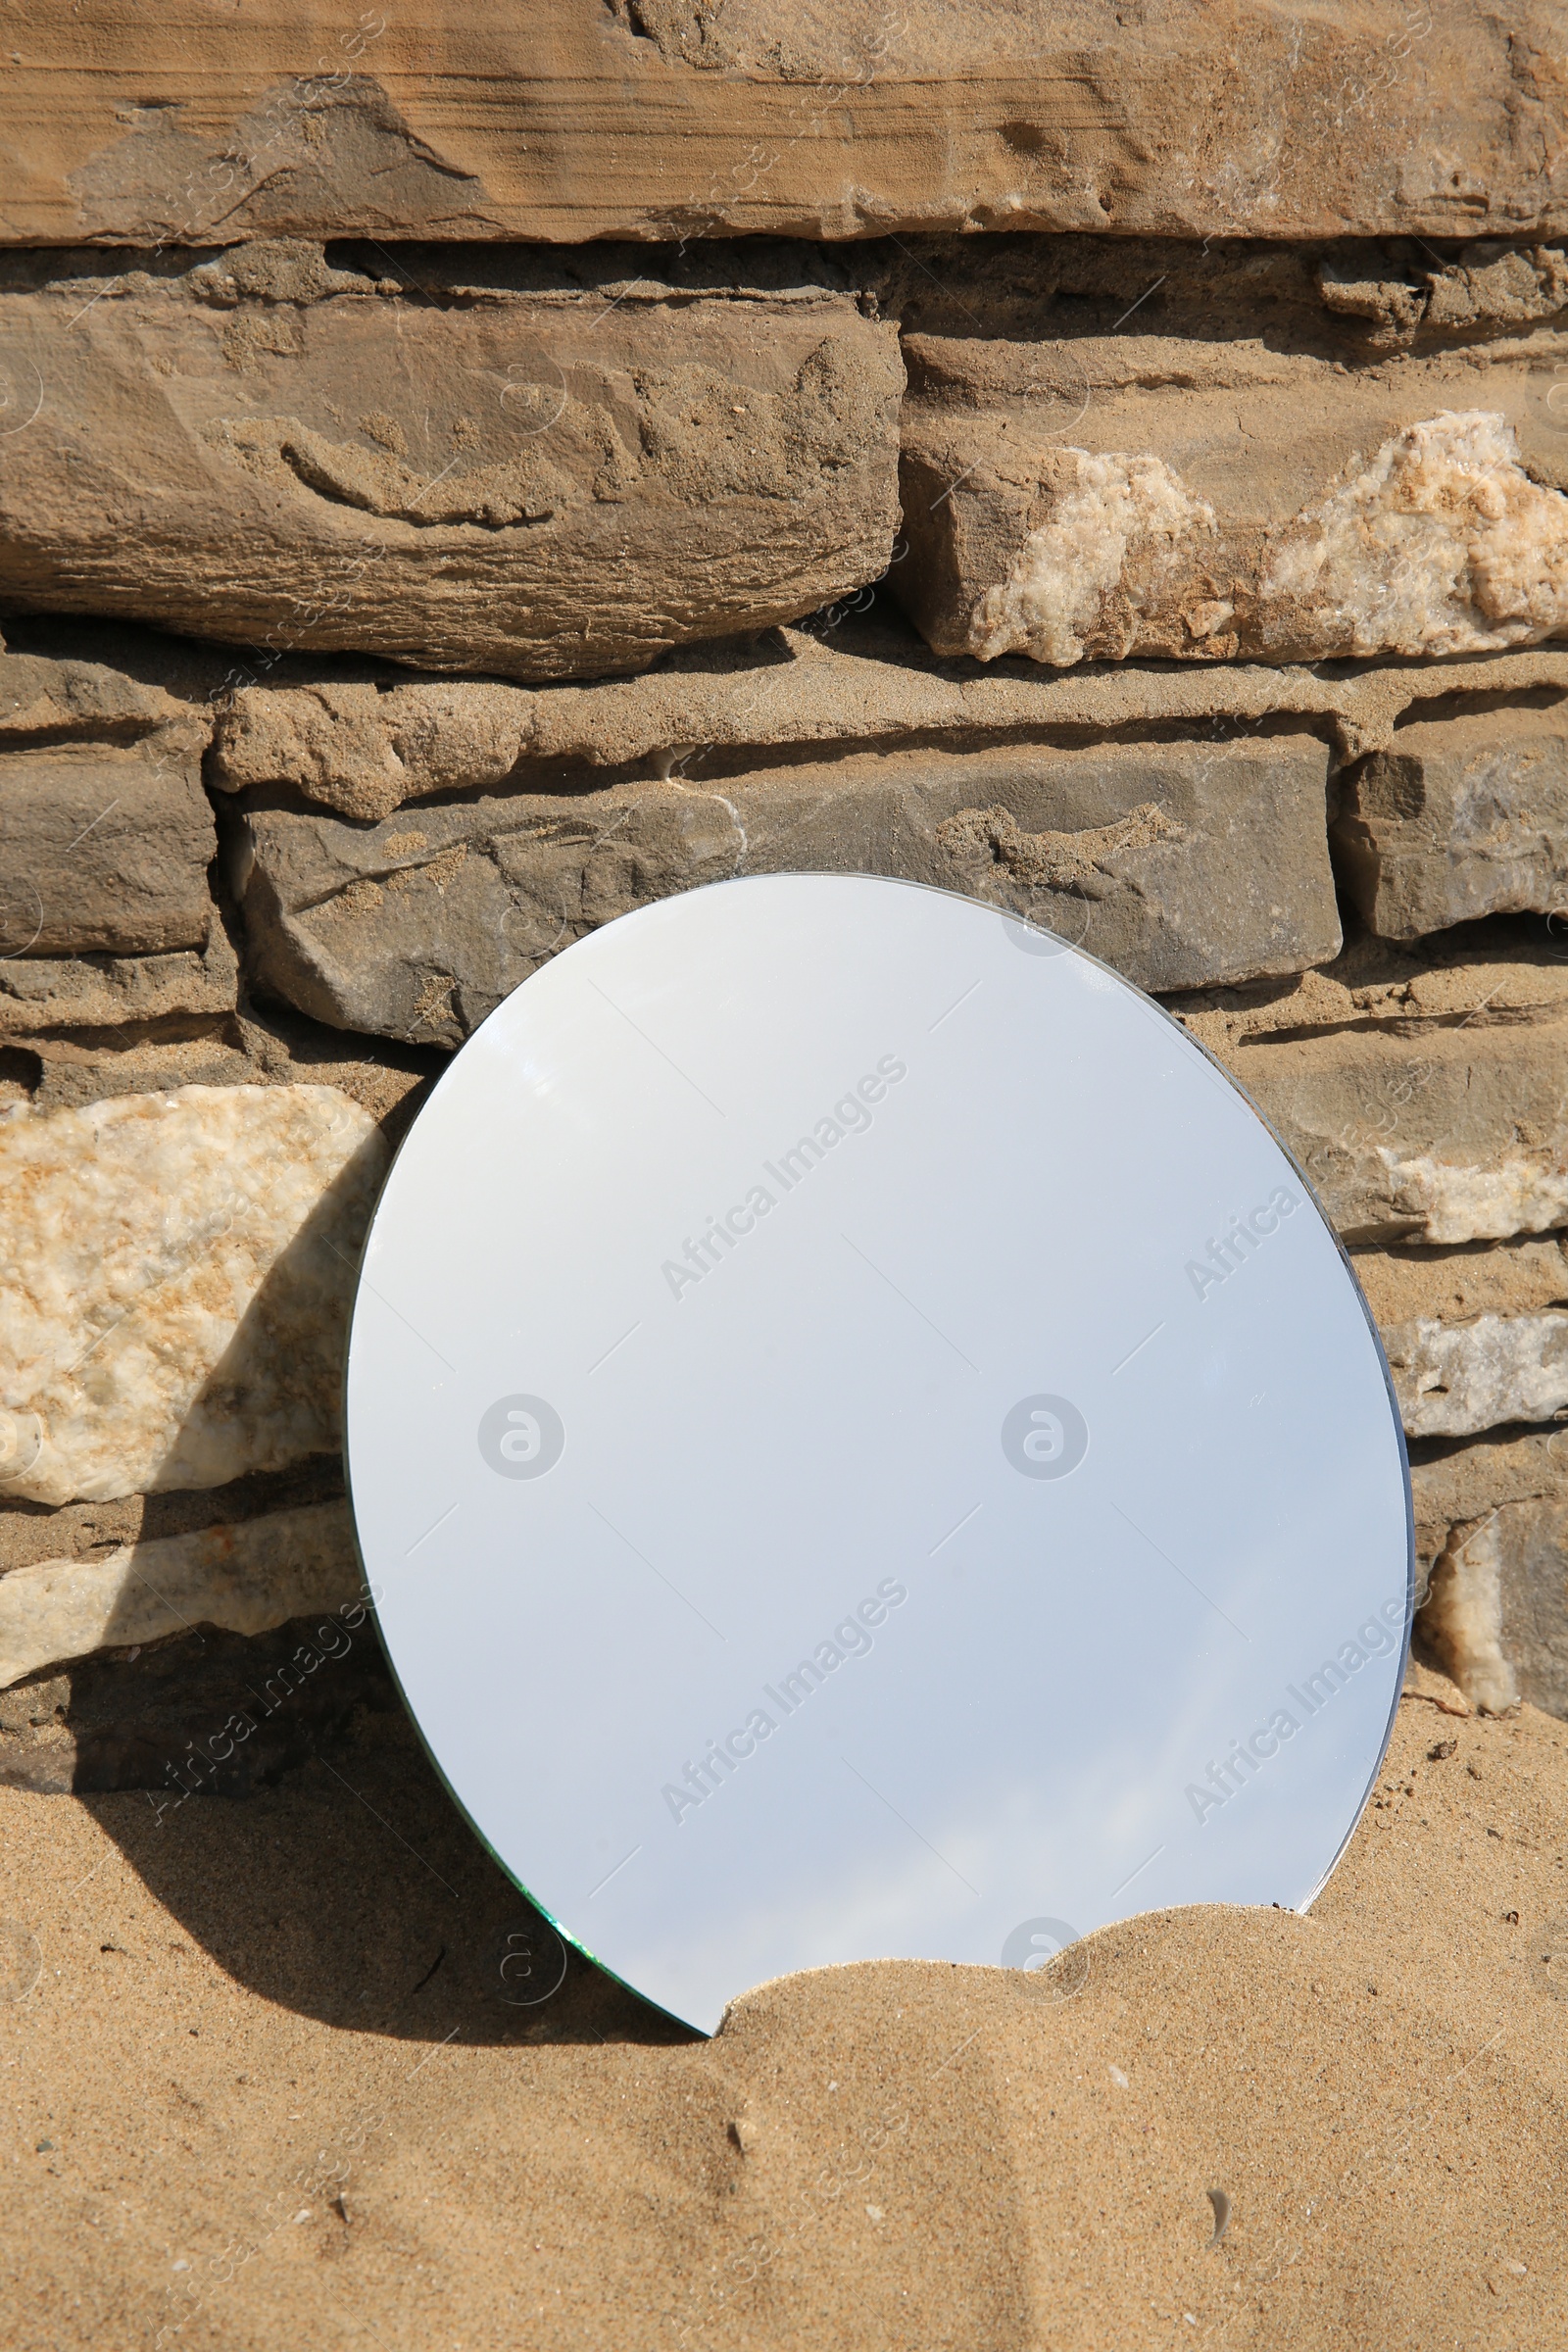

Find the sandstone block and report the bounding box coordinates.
[0,745,217,957]
[1231,1021,1568,1249]
[207,609,1568,825]
[0,633,232,1027]
[0,638,204,741]
[0,1500,359,1689]
[1333,701,1568,938]
[1409,1429,1564,1574]
[234,731,1339,1047]
[1354,1235,1568,1333]
[1355,1238,1568,1437]
[0,259,902,681]
[0,1084,386,1505]
[0,927,238,1040]
[1412,1431,1568,1716]
[899,326,1568,664]
[1180,948,1568,1246]
[1,4,1561,243]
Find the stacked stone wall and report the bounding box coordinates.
[3,14,1567,1783]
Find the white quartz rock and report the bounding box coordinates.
[969,451,1217,664]
[1373,1147,1568,1248]
[0,1085,386,1504]
[1261,412,1568,659]
[1382,1307,1568,1430]
[1387,1311,1568,1438]
[0,1501,363,1687]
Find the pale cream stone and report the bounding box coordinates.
[968,451,1216,663]
[1262,412,1568,659]
[1374,1150,1568,1248]
[1386,1311,1568,1439]
[1422,1518,1521,1716]
[0,1501,362,1688]
[0,1085,386,1505]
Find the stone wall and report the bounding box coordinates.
[3,29,1567,1781]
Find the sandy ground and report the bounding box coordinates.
[1,1663,1564,2352]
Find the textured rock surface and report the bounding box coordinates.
[1179,944,1568,1246]
[208,611,1568,823]
[0,631,236,1029]
[1384,1312,1568,1440]
[1412,1430,1568,1715]
[0,255,902,680]
[0,1499,359,1688]
[1334,700,1568,938]
[1356,1237,1568,1437]
[0,1084,385,1505]
[1240,1023,1568,1246]
[1354,1234,1568,1331]
[1425,1497,1568,1717]
[0,744,217,956]
[0,926,238,1039]
[2,3,1562,243]
[234,732,1338,1045]
[0,1605,399,1793]
[1409,1425,1565,1584]
[0,637,207,740]
[899,301,1568,664]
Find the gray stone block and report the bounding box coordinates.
[233,731,1339,1048]
[1333,701,1568,939]
[1355,1237,1568,1438]
[0,744,217,957]
[1230,1018,1568,1249]
[1180,947,1568,1247]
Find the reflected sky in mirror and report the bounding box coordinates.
[345,875,1412,2034]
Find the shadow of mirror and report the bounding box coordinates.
[0,1098,684,2045]
[78,1733,692,2049]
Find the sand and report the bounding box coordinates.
[1,1661,1564,2351]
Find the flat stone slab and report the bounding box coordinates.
[0,1084,386,1505]
[1355,1238,1568,1438]
[1386,1312,1568,1442]
[0,255,902,682]
[1181,946,1568,1247]
[1233,1020,1568,1248]
[0,744,217,958]
[0,1499,359,1689]
[234,731,1340,1046]
[1334,700,1568,938]
[0,633,236,1030]
[899,316,1568,665]
[0,929,238,1040]
[1,2,1561,243]
[207,614,1568,824]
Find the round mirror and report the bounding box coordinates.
[345,874,1411,2034]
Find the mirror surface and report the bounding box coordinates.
[345,874,1412,2034]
